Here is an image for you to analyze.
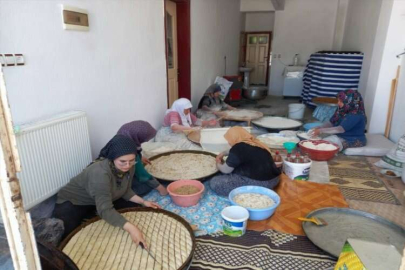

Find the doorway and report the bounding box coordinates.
[164,0,191,108]
[244,32,272,86]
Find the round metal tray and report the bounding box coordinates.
[257,133,300,149]
[303,207,405,257]
[146,150,218,181]
[252,116,302,130]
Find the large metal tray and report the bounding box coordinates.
[146,150,218,181]
[252,116,302,130]
[303,207,405,257]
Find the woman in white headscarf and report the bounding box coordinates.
[155,98,217,150]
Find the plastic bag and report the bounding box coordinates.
[214,76,233,100]
[374,134,405,172]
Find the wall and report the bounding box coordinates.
[390,53,405,142]
[332,0,349,51]
[340,0,383,97]
[367,0,404,136]
[240,0,274,12]
[0,0,167,157]
[245,12,275,32]
[190,0,241,107]
[269,0,339,96]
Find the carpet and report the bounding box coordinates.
[190,229,337,270]
[247,175,348,236]
[143,182,231,236]
[328,155,400,205]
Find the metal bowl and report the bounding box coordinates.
[243,87,268,100]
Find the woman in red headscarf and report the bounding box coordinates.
[310,89,367,151]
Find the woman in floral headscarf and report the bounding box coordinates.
[310,89,367,151]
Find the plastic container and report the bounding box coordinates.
[288,103,306,120]
[167,180,205,207]
[299,140,339,161]
[303,122,323,131]
[221,206,249,237]
[228,186,281,221]
[283,158,312,180]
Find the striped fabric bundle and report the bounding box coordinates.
[301,52,364,107]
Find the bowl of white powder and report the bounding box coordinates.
[299,140,339,161]
[229,186,280,221]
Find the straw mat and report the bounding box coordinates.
[61,210,194,270]
[328,155,400,204]
[247,175,348,235]
[190,229,336,270]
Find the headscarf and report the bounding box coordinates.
[165,98,193,127]
[224,127,272,155]
[98,135,138,161]
[204,84,222,95]
[330,89,367,126]
[117,121,157,149]
[198,84,223,109]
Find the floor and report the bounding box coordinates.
[1,95,404,269]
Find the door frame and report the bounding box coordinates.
[244,31,272,86]
[164,0,191,108]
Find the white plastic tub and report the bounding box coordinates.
[221,206,249,237]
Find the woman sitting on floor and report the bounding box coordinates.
[310,89,367,151]
[53,135,160,246]
[155,98,217,150]
[210,126,281,196]
[196,83,235,121]
[117,120,168,196]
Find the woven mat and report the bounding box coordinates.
[190,229,336,270]
[247,175,348,235]
[328,155,400,205]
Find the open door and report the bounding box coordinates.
[166,0,178,107]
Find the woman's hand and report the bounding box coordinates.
[156,184,168,196]
[123,222,147,247]
[216,153,225,164]
[143,201,161,209]
[208,119,217,126]
[141,156,151,165]
[309,128,321,137]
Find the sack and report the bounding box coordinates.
[214,76,233,100]
[374,134,405,172]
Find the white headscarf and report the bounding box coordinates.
[165,98,193,127]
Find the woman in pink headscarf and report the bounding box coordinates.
[117,120,167,196]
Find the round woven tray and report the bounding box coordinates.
[59,208,195,270]
[217,109,263,121]
[187,130,201,145]
[145,150,218,181]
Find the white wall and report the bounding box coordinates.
[390,53,405,142]
[245,12,275,32]
[0,0,167,157]
[240,0,274,12]
[341,0,383,98]
[367,0,405,136]
[191,0,241,107]
[269,0,339,96]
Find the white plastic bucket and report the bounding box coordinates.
[283,159,312,180]
[221,206,249,237]
[288,103,306,120]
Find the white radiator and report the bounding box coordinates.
[15,111,92,210]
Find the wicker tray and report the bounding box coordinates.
[312,97,338,107]
[217,109,263,121]
[59,208,196,270]
[187,130,201,145]
[145,150,218,181]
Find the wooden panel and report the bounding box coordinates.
[258,46,266,63]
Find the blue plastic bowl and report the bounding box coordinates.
[229,186,281,221]
[303,122,323,131]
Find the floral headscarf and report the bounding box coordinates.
[117,120,157,149]
[330,89,366,126]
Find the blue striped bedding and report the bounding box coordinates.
[302,52,364,106]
